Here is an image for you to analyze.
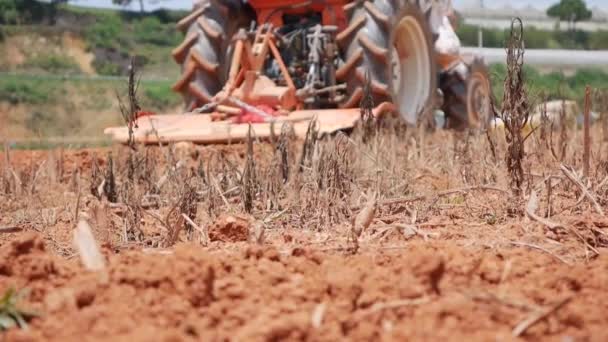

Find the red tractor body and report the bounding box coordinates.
[247,0,348,29]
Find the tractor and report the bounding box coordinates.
[170,0,492,130]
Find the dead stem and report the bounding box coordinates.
[560,164,604,216]
[512,297,572,337]
[509,241,572,266]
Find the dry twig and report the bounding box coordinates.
[512,297,572,337]
[525,190,564,231]
[509,241,571,265]
[182,213,209,246]
[560,164,604,216]
[0,226,22,234]
[357,297,430,318]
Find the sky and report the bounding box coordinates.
[456,0,606,10]
[69,0,608,12]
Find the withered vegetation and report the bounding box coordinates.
[1,25,607,262]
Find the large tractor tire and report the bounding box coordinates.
[338,0,436,125]
[441,58,493,130]
[172,0,247,110]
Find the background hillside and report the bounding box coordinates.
[0,1,185,145]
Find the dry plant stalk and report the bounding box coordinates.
[583,85,592,177]
[359,70,376,144]
[162,182,196,247]
[500,18,530,198]
[90,155,103,199]
[316,134,353,225]
[121,180,144,242]
[539,95,548,143]
[250,221,265,244]
[558,99,569,161]
[116,58,141,150]
[599,89,608,142]
[241,125,257,213]
[485,129,498,163]
[535,95,551,165]
[298,119,319,172]
[350,193,377,251]
[2,141,12,195]
[278,123,292,183]
[103,152,117,203]
[179,181,198,238]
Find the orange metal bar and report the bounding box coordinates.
[227,39,244,87]
[226,68,246,96]
[251,25,272,72]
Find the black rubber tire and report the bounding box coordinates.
[441,59,493,130]
[172,0,249,110]
[337,0,435,122]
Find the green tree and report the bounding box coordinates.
[112,0,147,13]
[547,0,592,30]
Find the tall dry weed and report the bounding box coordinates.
[499,18,530,199]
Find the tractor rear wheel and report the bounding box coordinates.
[338,1,436,125]
[172,0,248,110]
[441,59,493,130]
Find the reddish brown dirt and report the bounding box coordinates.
[209,215,251,242]
[2,143,608,341]
[1,233,607,341]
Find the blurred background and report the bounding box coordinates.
[0,0,607,146]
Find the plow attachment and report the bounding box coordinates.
[104,103,395,145]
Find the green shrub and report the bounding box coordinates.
[84,14,129,50]
[523,27,554,49]
[141,81,181,110]
[93,60,123,76]
[489,64,608,105]
[0,0,56,25]
[589,30,608,50]
[457,24,608,50]
[133,16,181,46]
[0,288,36,331]
[23,54,81,73]
[0,7,19,25]
[457,24,506,48]
[0,78,53,105]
